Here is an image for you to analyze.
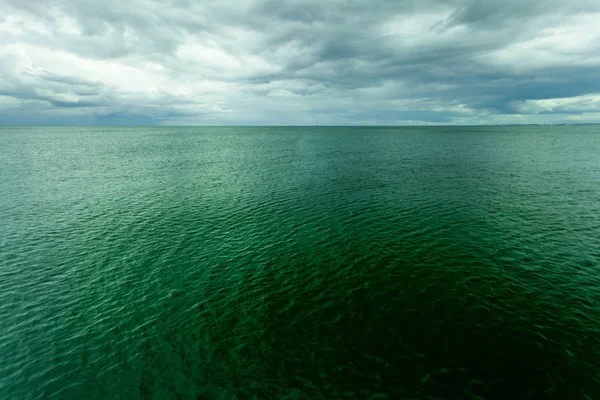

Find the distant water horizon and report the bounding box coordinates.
[2,123,600,128]
[1,125,599,399]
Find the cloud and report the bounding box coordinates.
[514,93,600,114]
[0,0,599,125]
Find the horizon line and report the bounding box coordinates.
[1,123,599,128]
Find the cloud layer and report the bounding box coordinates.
[1,0,599,125]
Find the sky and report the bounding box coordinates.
[1,0,600,126]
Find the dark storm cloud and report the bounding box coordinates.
[1,0,599,125]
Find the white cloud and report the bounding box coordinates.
[515,93,600,114]
[481,13,600,73]
[0,0,599,125]
[0,94,22,108]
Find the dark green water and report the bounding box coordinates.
[1,126,599,399]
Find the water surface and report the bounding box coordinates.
[1,126,599,399]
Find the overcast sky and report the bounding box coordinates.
[1,0,600,125]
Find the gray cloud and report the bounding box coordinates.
[1,0,599,125]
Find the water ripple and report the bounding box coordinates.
[1,126,600,399]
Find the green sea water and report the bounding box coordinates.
[1,126,599,399]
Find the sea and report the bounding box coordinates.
[1,125,599,399]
